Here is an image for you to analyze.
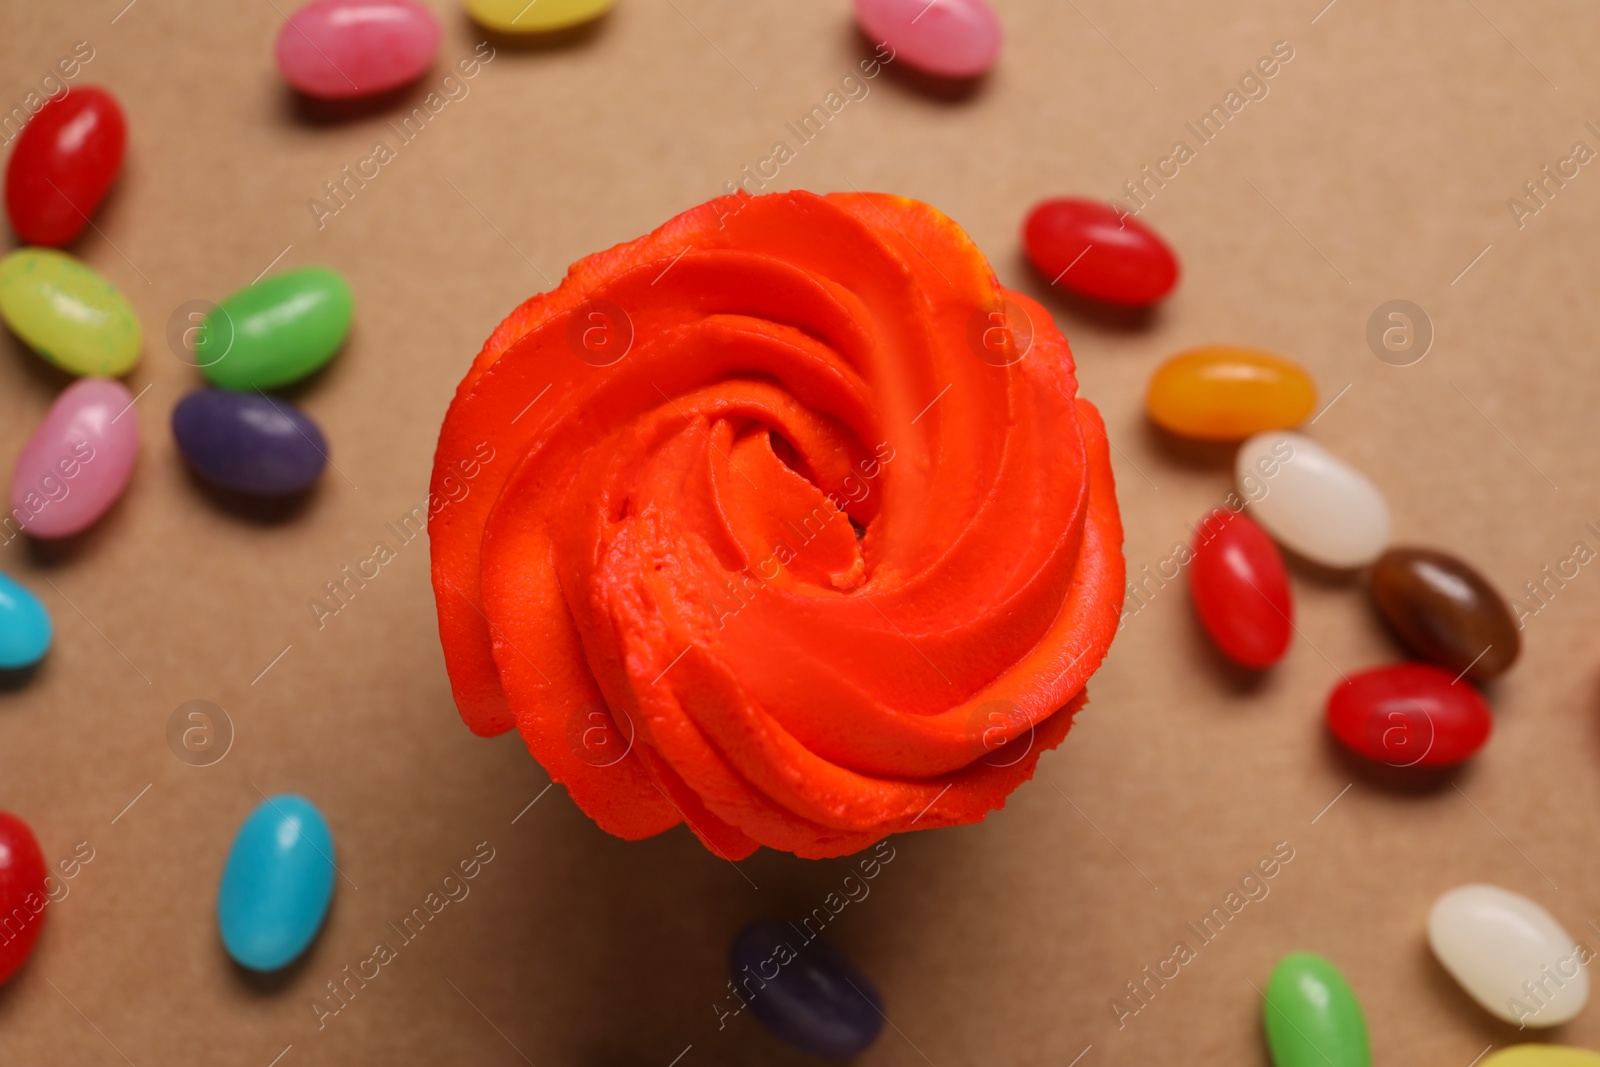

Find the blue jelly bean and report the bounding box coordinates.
[172,389,329,496]
[0,572,51,669]
[218,794,335,971]
[731,919,884,1058]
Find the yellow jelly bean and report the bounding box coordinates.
[1146,345,1316,441]
[465,0,615,33]
[1483,1047,1600,1067]
[0,248,141,377]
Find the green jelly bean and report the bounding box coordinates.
[1263,952,1371,1067]
[198,267,352,390]
[0,248,141,376]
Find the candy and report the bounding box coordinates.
[465,0,614,33]
[1023,198,1179,306]
[1236,432,1389,569]
[275,0,440,100]
[197,267,352,390]
[1325,663,1491,768]
[1483,1047,1600,1067]
[0,573,51,670]
[0,812,47,984]
[10,378,138,539]
[1369,547,1519,680]
[217,794,336,972]
[731,919,884,1058]
[4,87,126,247]
[0,249,141,377]
[1262,953,1371,1067]
[853,0,1001,79]
[1189,509,1291,668]
[172,390,329,496]
[1429,884,1589,1027]
[1146,346,1317,441]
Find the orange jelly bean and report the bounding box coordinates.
[1146,346,1316,441]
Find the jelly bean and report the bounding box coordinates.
[10,378,138,539]
[731,919,884,1058]
[1429,884,1590,1027]
[1189,509,1292,668]
[4,87,127,247]
[197,267,352,390]
[0,573,51,670]
[1484,1047,1600,1067]
[1325,663,1490,768]
[218,794,336,972]
[854,0,1002,79]
[465,0,613,33]
[1237,432,1389,569]
[0,812,48,984]
[172,390,329,496]
[1023,198,1179,306]
[1369,547,1519,681]
[0,249,141,377]
[1147,346,1317,441]
[276,0,440,100]
[1262,953,1371,1067]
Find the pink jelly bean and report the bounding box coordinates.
[10,378,138,539]
[854,0,1002,79]
[275,0,441,100]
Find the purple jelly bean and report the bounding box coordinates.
[172,390,328,496]
[731,919,884,1059]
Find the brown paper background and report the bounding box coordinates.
[3,1,1599,1063]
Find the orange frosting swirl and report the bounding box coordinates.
[430,191,1125,859]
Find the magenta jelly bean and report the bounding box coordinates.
[275,0,441,100]
[1023,198,1180,306]
[1325,663,1492,769]
[853,0,1002,79]
[10,378,138,539]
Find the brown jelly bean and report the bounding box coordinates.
[1368,547,1519,680]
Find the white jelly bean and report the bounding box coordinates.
[1427,883,1590,1028]
[1236,431,1389,568]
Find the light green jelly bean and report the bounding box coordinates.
[198,266,352,390]
[0,248,142,376]
[1263,952,1371,1067]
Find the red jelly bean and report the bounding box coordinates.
[1022,198,1179,306]
[1325,663,1491,769]
[1189,508,1291,668]
[5,87,127,247]
[0,812,48,984]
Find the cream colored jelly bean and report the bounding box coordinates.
[1428,884,1590,1028]
[1236,431,1389,569]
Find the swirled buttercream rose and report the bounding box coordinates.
[429,191,1124,860]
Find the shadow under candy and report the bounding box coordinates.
[284,82,432,127]
[1140,418,1242,473]
[851,29,992,104]
[1319,726,1474,798]
[177,465,323,526]
[1009,251,1166,334]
